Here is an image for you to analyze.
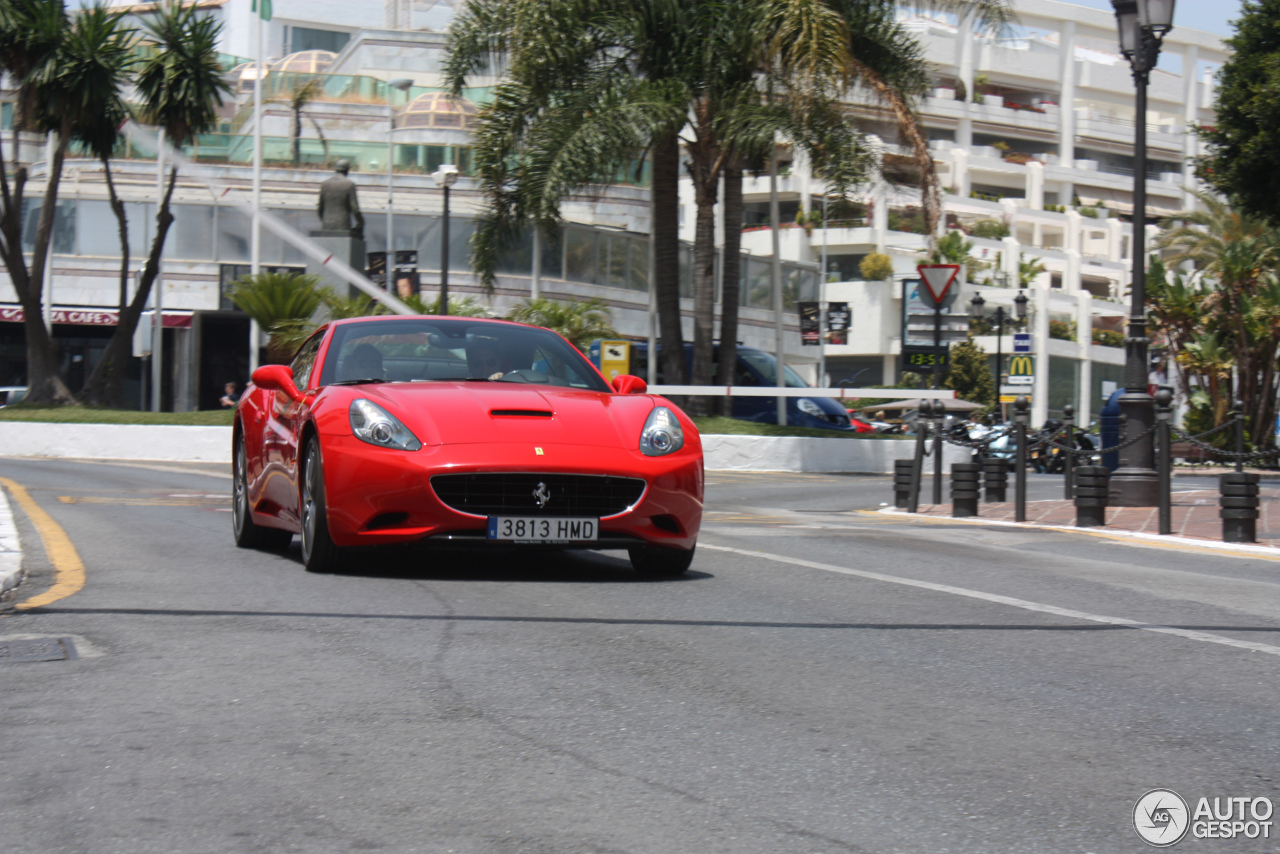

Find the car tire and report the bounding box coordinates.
[233,437,293,551]
[628,542,695,577]
[301,437,346,573]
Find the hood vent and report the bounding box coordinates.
[490,409,554,417]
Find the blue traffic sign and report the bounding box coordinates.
[1013,333,1031,353]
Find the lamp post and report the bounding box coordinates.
[385,78,414,288]
[432,163,460,315]
[1109,0,1174,506]
[969,289,1028,408]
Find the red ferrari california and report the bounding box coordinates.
[232,315,703,575]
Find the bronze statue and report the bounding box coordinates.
[317,159,364,238]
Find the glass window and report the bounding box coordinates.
[739,349,809,388]
[678,245,693,298]
[745,258,772,309]
[604,233,627,289]
[319,318,610,391]
[217,207,251,262]
[564,227,597,283]
[290,331,324,389]
[628,237,649,292]
[170,204,215,260]
[290,26,350,54]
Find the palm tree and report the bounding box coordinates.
[80,1,233,406]
[228,272,328,362]
[271,77,329,167]
[505,297,618,352]
[0,0,74,403]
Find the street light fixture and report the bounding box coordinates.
[386,78,414,290]
[969,290,1028,404]
[433,163,460,316]
[1109,0,1175,506]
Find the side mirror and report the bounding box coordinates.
[611,375,648,395]
[251,364,302,402]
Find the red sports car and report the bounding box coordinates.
[232,316,703,575]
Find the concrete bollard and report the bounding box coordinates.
[983,458,1010,503]
[951,463,981,517]
[1220,472,1261,543]
[1074,465,1110,527]
[893,459,916,508]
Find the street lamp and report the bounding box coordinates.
[433,163,460,315]
[1109,0,1175,506]
[969,289,1028,402]
[386,78,414,290]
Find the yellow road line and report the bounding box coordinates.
[0,477,87,609]
[57,496,227,506]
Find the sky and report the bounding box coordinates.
[1063,0,1245,37]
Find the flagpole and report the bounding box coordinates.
[249,0,264,374]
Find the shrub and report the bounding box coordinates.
[1092,328,1125,348]
[860,253,895,282]
[971,219,1010,240]
[1048,319,1076,341]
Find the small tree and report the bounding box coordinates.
[944,339,995,410]
[505,298,618,352]
[860,253,894,282]
[227,272,327,362]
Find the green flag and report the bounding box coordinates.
[252,0,272,20]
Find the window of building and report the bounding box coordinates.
[289,27,350,55]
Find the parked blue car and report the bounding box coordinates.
[622,343,857,432]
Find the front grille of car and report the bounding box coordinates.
[430,473,647,518]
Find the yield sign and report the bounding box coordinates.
[917,264,960,305]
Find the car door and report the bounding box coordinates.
[263,331,324,527]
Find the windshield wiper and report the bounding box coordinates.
[331,378,391,385]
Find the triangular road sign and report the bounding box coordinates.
[917,264,960,305]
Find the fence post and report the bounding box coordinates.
[1014,395,1029,522]
[907,411,928,514]
[933,400,946,506]
[1063,404,1075,500]
[1156,390,1172,535]
[1234,399,1245,475]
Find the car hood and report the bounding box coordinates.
[347,382,657,448]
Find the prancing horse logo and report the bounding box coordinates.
[532,482,551,508]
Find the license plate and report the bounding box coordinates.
[487,516,598,543]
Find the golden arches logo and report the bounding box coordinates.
[1008,356,1034,376]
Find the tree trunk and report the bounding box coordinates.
[293,106,302,166]
[715,162,744,416]
[79,156,134,407]
[687,147,719,417]
[1,130,76,404]
[652,128,686,386]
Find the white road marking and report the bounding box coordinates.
[702,542,1280,659]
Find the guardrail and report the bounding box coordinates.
[647,387,956,399]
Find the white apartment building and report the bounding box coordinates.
[0,0,1226,421]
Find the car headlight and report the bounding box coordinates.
[349,398,421,451]
[797,398,824,417]
[640,406,685,456]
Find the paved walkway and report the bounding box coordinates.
[902,482,1280,549]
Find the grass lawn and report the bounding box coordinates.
[0,405,236,426]
[0,407,901,440]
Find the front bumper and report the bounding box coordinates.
[318,437,703,551]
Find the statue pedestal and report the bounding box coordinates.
[307,230,367,300]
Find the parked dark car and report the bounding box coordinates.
[624,343,858,432]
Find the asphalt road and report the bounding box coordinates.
[2,459,1280,853]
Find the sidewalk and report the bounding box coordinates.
[898,483,1280,550]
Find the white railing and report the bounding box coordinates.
[648,386,955,399]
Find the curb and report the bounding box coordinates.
[877,507,1280,559]
[0,486,22,598]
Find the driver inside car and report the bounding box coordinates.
[467,338,509,380]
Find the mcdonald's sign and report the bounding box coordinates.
[1006,355,1034,386]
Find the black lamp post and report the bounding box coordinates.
[432,164,460,315]
[1109,0,1174,506]
[970,290,1028,406]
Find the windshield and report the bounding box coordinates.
[738,349,810,388]
[317,318,611,392]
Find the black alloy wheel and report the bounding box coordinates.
[233,437,293,550]
[301,437,346,573]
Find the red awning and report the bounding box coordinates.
[0,306,193,328]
